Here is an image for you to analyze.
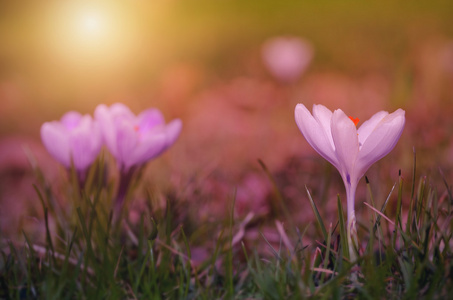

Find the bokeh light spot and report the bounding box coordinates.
[78,11,105,37]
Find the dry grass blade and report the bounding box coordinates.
[363,202,395,226]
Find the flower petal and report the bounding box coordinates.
[61,111,83,130]
[40,122,71,167]
[95,103,182,171]
[357,111,388,147]
[70,116,102,170]
[137,109,165,132]
[127,118,182,169]
[126,133,167,169]
[295,104,339,168]
[312,104,335,149]
[330,109,359,181]
[164,119,182,148]
[94,104,119,157]
[116,120,139,170]
[355,109,405,178]
[110,103,135,120]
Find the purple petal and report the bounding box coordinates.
[70,116,102,170]
[355,109,405,178]
[126,118,181,170]
[116,120,139,170]
[295,104,339,168]
[330,109,359,181]
[312,104,335,149]
[94,104,119,158]
[109,103,135,120]
[40,122,71,167]
[95,103,182,171]
[137,109,165,132]
[126,133,167,170]
[357,111,389,147]
[164,119,182,148]
[61,111,83,130]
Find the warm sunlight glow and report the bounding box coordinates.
[73,8,111,44]
[45,2,143,72]
[78,11,105,37]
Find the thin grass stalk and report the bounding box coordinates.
[393,170,404,249]
[60,227,78,279]
[180,227,193,298]
[209,228,225,288]
[416,177,427,227]
[133,243,151,292]
[22,231,38,299]
[306,185,328,241]
[439,168,453,213]
[259,159,295,228]
[406,148,417,237]
[76,207,96,282]
[365,176,383,261]
[320,223,333,283]
[225,191,236,299]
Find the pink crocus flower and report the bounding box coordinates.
[94,103,182,172]
[294,104,405,260]
[40,111,102,179]
[261,36,313,82]
[94,103,182,210]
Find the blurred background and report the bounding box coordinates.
[1,0,453,246]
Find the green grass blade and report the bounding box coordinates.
[393,170,404,249]
[320,223,333,283]
[306,185,327,241]
[258,159,293,224]
[43,207,55,259]
[225,191,236,299]
[416,176,426,226]
[180,226,194,298]
[439,167,453,209]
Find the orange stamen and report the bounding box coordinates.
[349,116,360,126]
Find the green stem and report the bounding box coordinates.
[115,166,136,216]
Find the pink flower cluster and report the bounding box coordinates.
[41,103,182,175]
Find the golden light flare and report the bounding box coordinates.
[77,10,106,38]
[44,2,146,70]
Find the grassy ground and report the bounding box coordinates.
[1,152,453,299]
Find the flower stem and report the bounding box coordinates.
[114,166,136,217]
[346,181,358,262]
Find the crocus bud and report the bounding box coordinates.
[40,111,102,173]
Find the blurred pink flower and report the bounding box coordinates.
[95,103,182,213]
[262,36,313,82]
[94,103,182,172]
[295,104,405,260]
[40,111,102,172]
